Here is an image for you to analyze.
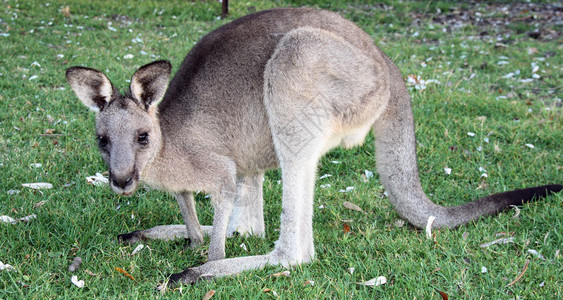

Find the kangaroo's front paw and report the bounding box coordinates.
[117,230,145,244]
[167,268,214,286]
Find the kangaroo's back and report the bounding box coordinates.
[157,8,382,170]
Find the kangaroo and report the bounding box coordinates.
[66,7,562,285]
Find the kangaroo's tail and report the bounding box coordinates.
[372,54,562,229]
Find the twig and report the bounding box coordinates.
[505,259,530,287]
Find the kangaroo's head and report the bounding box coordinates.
[66,61,172,195]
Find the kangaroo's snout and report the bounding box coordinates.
[109,169,137,195]
[112,175,132,190]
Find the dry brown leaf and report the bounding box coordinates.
[343,201,364,213]
[270,270,290,278]
[115,267,136,281]
[61,6,70,17]
[436,289,449,300]
[343,223,351,234]
[202,290,215,300]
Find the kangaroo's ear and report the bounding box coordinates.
[66,66,116,112]
[130,60,172,110]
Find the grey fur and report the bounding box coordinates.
[66,7,562,285]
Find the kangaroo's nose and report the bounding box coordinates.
[112,176,132,189]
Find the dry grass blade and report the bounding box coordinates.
[480,237,514,248]
[505,259,530,287]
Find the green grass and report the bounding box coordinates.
[1,0,561,298]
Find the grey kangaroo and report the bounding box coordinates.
[66,7,562,285]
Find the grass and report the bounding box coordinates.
[1,0,561,298]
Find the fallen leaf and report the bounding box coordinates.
[510,205,520,219]
[339,186,355,193]
[527,249,545,260]
[343,201,364,213]
[0,215,16,224]
[303,280,315,286]
[1,214,37,224]
[270,270,290,278]
[202,290,215,300]
[436,289,449,300]
[86,173,109,186]
[71,275,85,288]
[527,47,538,55]
[61,6,71,17]
[22,182,53,189]
[343,223,351,234]
[394,219,405,228]
[115,267,136,281]
[33,200,47,208]
[357,276,387,287]
[0,261,15,271]
[480,237,514,248]
[505,259,530,287]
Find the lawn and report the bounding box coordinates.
[0,0,561,298]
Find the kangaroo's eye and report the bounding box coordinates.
[98,135,109,148]
[138,133,149,145]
